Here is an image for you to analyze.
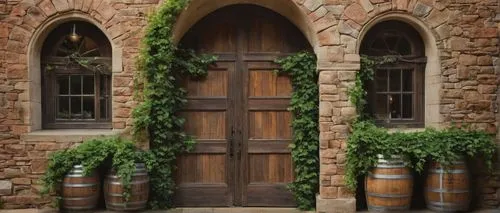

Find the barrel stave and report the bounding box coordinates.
[104,163,149,211]
[61,165,100,211]
[365,155,413,212]
[425,160,470,212]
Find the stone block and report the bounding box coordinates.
[393,0,409,10]
[38,0,57,16]
[51,0,70,12]
[324,5,344,16]
[4,168,22,178]
[338,20,359,38]
[0,180,12,195]
[314,13,337,32]
[413,2,432,17]
[338,71,356,81]
[320,164,337,175]
[320,186,338,199]
[12,178,30,185]
[316,195,356,213]
[319,71,338,84]
[459,54,477,66]
[320,102,333,117]
[309,6,328,21]
[449,37,469,50]
[478,56,492,65]
[426,8,450,28]
[359,0,373,12]
[318,27,340,46]
[31,159,48,174]
[303,0,322,11]
[344,3,367,25]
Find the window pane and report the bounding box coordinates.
[402,69,413,92]
[402,94,413,119]
[375,69,388,92]
[389,70,401,92]
[385,35,399,51]
[83,75,95,94]
[100,75,109,95]
[375,94,388,120]
[57,96,70,119]
[57,76,69,95]
[83,97,95,119]
[70,75,82,94]
[70,96,82,119]
[100,98,108,120]
[390,94,401,119]
[397,38,411,55]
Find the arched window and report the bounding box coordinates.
[41,21,112,129]
[361,21,426,127]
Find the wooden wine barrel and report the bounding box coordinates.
[61,165,100,210]
[104,163,149,211]
[365,155,413,211]
[425,159,470,212]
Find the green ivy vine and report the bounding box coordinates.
[275,52,319,210]
[348,55,396,119]
[345,55,497,191]
[132,0,216,209]
[41,137,154,205]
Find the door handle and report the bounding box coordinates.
[229,127,234,158]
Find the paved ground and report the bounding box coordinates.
[1,209,500,213]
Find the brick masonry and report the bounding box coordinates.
[0,0,498,212]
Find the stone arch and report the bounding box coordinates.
[25,11,122,131]
[172,0,321,53]
[356,12,442,127]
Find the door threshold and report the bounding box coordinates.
[162,207,313,213]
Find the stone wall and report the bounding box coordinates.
[0,0,498,212]
[0,0,154,209]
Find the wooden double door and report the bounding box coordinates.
[175,5,311,207]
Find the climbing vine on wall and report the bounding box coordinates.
[133,0,217,209]
[276,52,319,210]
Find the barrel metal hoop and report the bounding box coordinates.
[63,183,99,187]
[368,173,413,179]
[106,179,150,185]
[426,188,469,193]
[106,192,149,197]
[429,169,466,174]
[63,206,96,210]
[106,201,148,206]
[62,195,99,201]
[107,172,148,178]
[427,201,468,210]
[366,192,411,198]
[65,174,96,177]
[367,204,410,211]
[375,164,406,169]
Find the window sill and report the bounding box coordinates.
[387,128,426,133]
[21,129,124,143]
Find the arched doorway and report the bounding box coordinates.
[176,5,312,207]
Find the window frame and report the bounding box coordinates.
[41,21,112,129]
[42,65,112,129]
[361,21,426,128]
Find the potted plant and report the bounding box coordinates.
[418,127,496,212]
[102,141,155,211]
[41,137,154,211]
[346,121,415,211]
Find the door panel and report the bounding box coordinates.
[242,60,295,206]
[175,62,235,207]
[177,5,311,207]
